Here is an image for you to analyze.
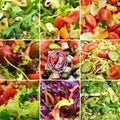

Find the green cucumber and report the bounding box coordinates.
[61,72,70,79]
[81,61,92,73]
[49,43,61,50]
[108,51,119,62]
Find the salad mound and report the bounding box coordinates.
[0,81,39,120]
[81,40,120,80]
[0,0,39,39]
[80,0,120,40]
[40,81,80,120]
[81,81,120,120]
[0,40,39,80]
[40,39,80,80]
[40,0,80,39]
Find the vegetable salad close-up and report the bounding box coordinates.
[1,0,120,120]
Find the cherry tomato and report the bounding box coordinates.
[83,42,99,52]
[63,10,80,24]
[69,40,78,48]
[27,73,39,80]
[72,54,79,64]
[85,14,97,28]
[3,87,16,100]
[54,16,65,29]
[81,0,90,6]
[107,0,117,5]
[107,32,119,39]
[97,50,108,59]
[97,8,112,24]
[107,24,119,32]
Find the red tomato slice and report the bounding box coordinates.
[72,54,79,64]
[69,40,78,48]
[3,87,16,100]
[41,41,52,54]
[107,0,117,5]
[0,96,6,105]
[54,16,65,29]
[115,27,120,36]
[85,24,94,34]
[0,86,3,96]
[97,8,112,24]
[107,24,119,32]
[97,50,108,59]
[83,42,99,52]
[27,73,39,80]
[85,14,97,28]
[63,10,80,24]
[81,0,90,6]
[41,56,47,61]
[107,32,120,39]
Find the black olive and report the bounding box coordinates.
[44,52,48,56]
[72,72,79,79]
[54,40,59,43]
[41,74,49,79]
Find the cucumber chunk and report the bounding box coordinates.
[49,43,61,50]
[81,61,92,73]
[108,51,119,62]
[61,72,70,79]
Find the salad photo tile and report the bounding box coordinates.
[40,81,80,120]
[81,81,120,120]
[40,39,80,80]
[0,40,40,80]
[0,81,39,120]
[80,40,120,80]
[80,0,120,40]
[40,0,80,39]
[0,0,39,39]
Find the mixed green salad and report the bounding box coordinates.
[81,40,120,80]
[0,0,39,39]
[0,81,39,120]
[40,0,79,39]
[81,81,120,120]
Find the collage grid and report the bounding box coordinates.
[0,0,120,120]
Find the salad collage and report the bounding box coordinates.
[0,0,120,119]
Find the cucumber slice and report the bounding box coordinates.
[81,61,92,73]
[49,43,61,50]
[61,72,70,79]
[108,51,119,62]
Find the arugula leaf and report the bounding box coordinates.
[0,109,10,120]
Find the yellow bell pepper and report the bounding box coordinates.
[60,26,69,39]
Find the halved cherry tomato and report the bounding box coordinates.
[63,10,80,24]
[97,50,108,59]
[85,14,97,28]
[3,87,16,100]
[41,61,46,67]
[107,32,119,39]
[107,0,117,5]
[106,63,120,80]
[41,56,47,61]
[117,6,120,12]
[53,57,58,64]
[83,42,99,52]
[107,24,119,32]
[81,0,90,6]
[97,8,112,24]
[54,16,65,29]
[27,73,39,80]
